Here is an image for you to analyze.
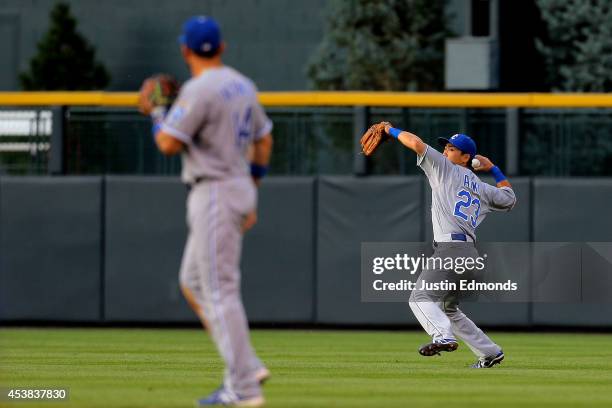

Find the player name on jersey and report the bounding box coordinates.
[463,174,480,194]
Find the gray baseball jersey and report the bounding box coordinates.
[418,144,516,242]
[166,65,271,399]
[410,144,514,358]
[162,66,273,183]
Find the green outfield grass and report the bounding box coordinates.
[1,328,611,407]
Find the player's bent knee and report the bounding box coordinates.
[408,300,425,312]
[444,307,464,319]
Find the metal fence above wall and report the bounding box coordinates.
[64,107,182,175]
[0,108,51,175]
[1,92,612,177]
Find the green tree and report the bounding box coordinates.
[19,2,110,90]
[306,0,449,91]
[536,0,612,92]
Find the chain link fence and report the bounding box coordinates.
[521,109,612,176]
[369,108,507,175]
[64,107,182,175]
[0,109,51,175]
[1,106,612,176]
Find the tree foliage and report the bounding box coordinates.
[536,0,612,92]
[19,2,110,90]
[307,0,449,91]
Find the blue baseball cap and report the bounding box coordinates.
[437,133,477,159]
[179,16,222,57]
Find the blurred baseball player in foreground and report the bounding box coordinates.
[139,16,273,406]
[361,123,516,368]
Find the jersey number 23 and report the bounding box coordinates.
[453,189,481,228]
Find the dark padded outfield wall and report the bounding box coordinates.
[459,303,530,326]
[241,177,315,323]
[0,177,102,321]
[2,175,612,328]
[532,179,612,326]
[316,176,423,324]
[104,177,193,322]
[104,177,316,323]
[533,179,612,241]
[423,177,532,326]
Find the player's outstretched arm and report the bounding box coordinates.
[383,124,427,156]
[472,154,512,188]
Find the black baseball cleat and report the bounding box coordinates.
[471,350,505,368]
[418,338,459,356]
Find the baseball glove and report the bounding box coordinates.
[138,74,180,115]
[360,121,391,156]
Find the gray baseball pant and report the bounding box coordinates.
[409,242,501,358]
[179,177,263,398]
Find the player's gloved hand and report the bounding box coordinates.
[360,121,391,156]
[472,154,494,172]
[138,74,180,115]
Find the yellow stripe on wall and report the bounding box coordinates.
[0,92,138,106]
[0,91,612,108]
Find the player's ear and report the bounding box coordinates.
[462,153,471,167]
[217,42,226,56]
[180,44,191,62]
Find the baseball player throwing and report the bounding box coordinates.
[367,124,516,368]
[140,16,273,406]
